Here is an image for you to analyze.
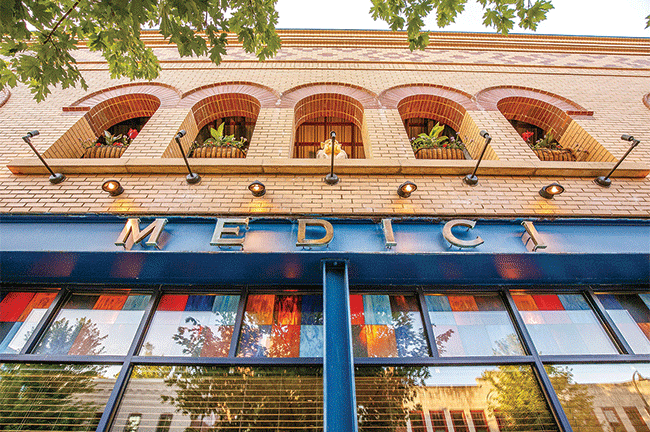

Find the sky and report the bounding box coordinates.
[275,0,650,38]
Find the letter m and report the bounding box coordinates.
[116,218,168,250]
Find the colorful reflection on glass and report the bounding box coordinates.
[141,294,240,357]
[356,365,559,432]
[238,294,323,357]
[597,293,650,354]
[512,293,617,355]
[0,363,118,431]
[111,366,323,431]
[351,294,429,357]
[33,293,150,356]
[425,294,524,357]
[546,363,650,432]
[0,292,57,354]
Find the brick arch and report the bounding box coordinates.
[294,93,364,129]
[497,96,572,140]
[644,93,650,109]
[0,89,10,108]
[475,85,592,116]
[191,94,261,130]
[64,82,180,111]
[397,95,467,132]
[281,82,379,108]
[44,93,161,159]
[379,84,478,110]
[180,82,279,108]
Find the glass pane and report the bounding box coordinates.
[425,293,524,356]
[597,293,650,354]
[0,291,57,354]
[111,365,323,431]
[546,363,650,432]
[33,292,150,356]
[512,293,617,355]
[356,365,558,431]
[351,294,429,357]
[141,294,240,357]
[0,363,118,430]
[237,294,323,357]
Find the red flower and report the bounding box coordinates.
[442,143,447,147]
[96,142,101,147]
[521,131,534,142]
[127,128,139,140]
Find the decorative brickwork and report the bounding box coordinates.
[64,82,180,111]
[398,95,466,132]
[294,93,364,129]
[0,89,10,109]
[475,85,592,116]
[191,94,261,131]
[180,82,279,108]
[280,83,379,108]
[379,84,477,111]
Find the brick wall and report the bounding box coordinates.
[1,31,648,218]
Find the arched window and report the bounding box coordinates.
[293,93,365,159]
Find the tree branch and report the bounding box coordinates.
[44,0,82,45]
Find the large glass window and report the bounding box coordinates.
[0,363,118,431]
[351,294,429,357]
[110,366,323,431]
[355,365,559,431]
[141,294,240,357]
[33,293,150,356]
[512,293,618,355]
[0,291,57,354]
[238,294,323,358]
[597,293,650,354]
[546,363,650,432]
[425,293,524,356]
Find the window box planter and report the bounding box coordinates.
[414,148,465,159]
[82,145,126,158]
[532,148,577,162]
[191,145,246,158]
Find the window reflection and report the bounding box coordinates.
[597,293,650,354]
[0,363,118,431]
[33,293,150,356]
[237,294,323,358]
[512,293,617,355]
[351,294,429,357]
[111,366,323,431]
[547,364,650,432]
[0,292,57,354]
[425,294,524,357]
[355,365,558,431]
[141,294,239,357]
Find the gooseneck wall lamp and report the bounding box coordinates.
[324,130,340,185]
[463,130,491,186]
[22,130,66,184]
[174,130,201,184]
[594,134,641,187]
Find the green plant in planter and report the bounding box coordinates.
[80,130,132,150]
[410,122,463,151]
[530,132,560,150]
[193,123,248,151]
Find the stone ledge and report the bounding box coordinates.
[6,158,650,178]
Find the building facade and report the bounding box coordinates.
[0,30,649,432]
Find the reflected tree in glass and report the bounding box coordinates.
[35,317,107,355]
[0,363,108,431]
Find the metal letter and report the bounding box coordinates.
[442,219,484,248]
[296,219,334,246]
[210,218,249,246]
[381,219,397,248]
[521,221,547,252]
[116,218,168,250]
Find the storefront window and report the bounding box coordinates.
[355,365,559,431]
[238,294,323,358]
[32,293,150,356]
[0,291,57,354]
[0,363,118,430]
[111,365,323,431]
[546,363,650,431]
[351,294,429,357]
[141,294,240,357]
[511,293,618,355]
[425,294,524,356]
[597,293,650,354]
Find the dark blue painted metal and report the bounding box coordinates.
[323,259,358,432]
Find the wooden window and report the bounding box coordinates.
[294,116,364,159]
[429,411,448,432]
[603,408,625,432]
[409,411,426,432]
[471,411,489,432]
[625,407,650,432]
[450,411,469,432]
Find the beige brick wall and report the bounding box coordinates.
[1,31,648,218]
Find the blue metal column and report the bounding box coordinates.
[322,259,358,432]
